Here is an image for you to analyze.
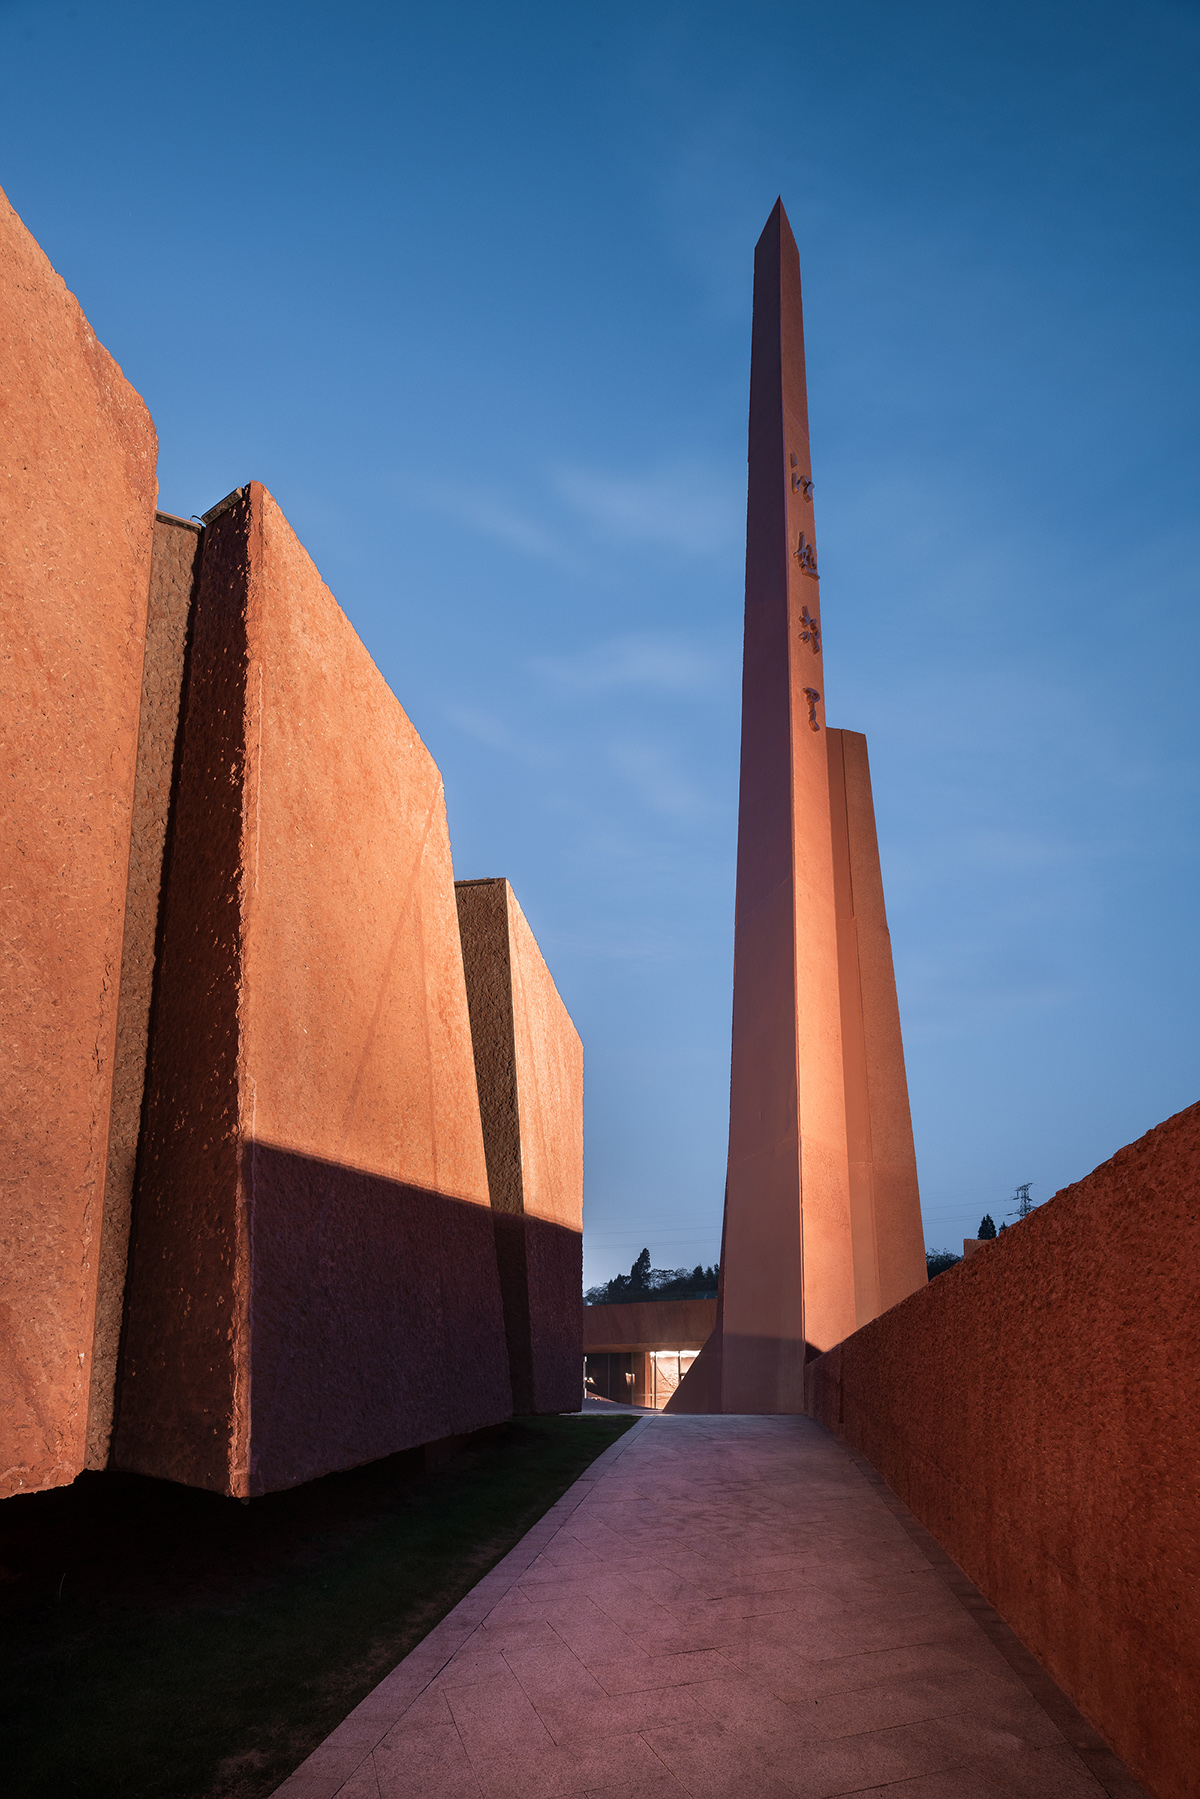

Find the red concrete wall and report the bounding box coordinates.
[86,515,201,1469]
[0,185,158,1499]
[827,728,927,1323]
[115,485,511,1496]
[583,1298,717,1352]
[456,878,583,1416]
[806,1102,1200,1799]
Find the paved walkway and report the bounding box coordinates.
[274,1416,1145,1799]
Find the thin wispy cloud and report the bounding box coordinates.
[443,704,555,771]
[554,460,741,555]
[607,737,713,822]
[395,475,568,565]
[531,631,721,695]
[395,458,741,573]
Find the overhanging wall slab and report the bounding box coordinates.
[115,484,510,1496]
[0,185,158,1498]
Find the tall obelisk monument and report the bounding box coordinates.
[669,199,926,1415]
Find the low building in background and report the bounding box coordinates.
[583,1298,717,1410]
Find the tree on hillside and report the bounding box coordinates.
[584,1251,720,1306]
[926,1248,962,1279]
[977,1213,997,1239]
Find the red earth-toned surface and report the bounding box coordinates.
[807,1101,1200,1799]
[457,878,583,1415]
[115,485,511,1497]
[0,183,158,1499]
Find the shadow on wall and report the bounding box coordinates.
[492,1210,583,1419]
[115,1145,577,1499]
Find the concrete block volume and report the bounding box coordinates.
[456,878,583,1417]
[0,187,158,1497]
[2,183,583,1500]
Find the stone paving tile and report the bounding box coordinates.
[270,1416,1145,1799]
[528,1681,713,1749]
[442,1665,558,1760]
[537,1602,652,1667]
[466,1730,674,1799]
[685,1672,830,1740]
[386,1686,456,1730]
[848,1762,1092,1799]
[335,1763,383,1799]
[501,1640,609,1699]
[433,1647,515,1691]
[807,1668,1067,1746]
[588,1648,733,1695]
[273,1743,375,1799]
[571,1777,690,1799]
[371,1724,484,1798]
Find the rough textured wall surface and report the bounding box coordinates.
[805,1102,1200,1799]
[85,516,201,1470]
[456,878,583,1415]
[455,881,521,1214]
[505,884,583,1237]
[116,485,509,1496]
[0,185,157,1499]
[583,1298,718,1351]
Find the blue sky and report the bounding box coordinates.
[4,0,1197,1283]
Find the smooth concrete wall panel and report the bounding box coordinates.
[85,516,201,1469]
[583,1298,717,1352]
[806,1101,1200,1799]
[827,728,927,1325]
[117,485,509,1496]
[456,878,583,1416]
[0,186,158,1498]
[505,885,583,1236]
[456,880,522,1216]
[827,727,880,1325]
[838,730,927,1311]
[506,879,583,1415]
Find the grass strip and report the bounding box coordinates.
[1,1413,635,1799]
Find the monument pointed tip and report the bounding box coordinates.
[757,197,797,255]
